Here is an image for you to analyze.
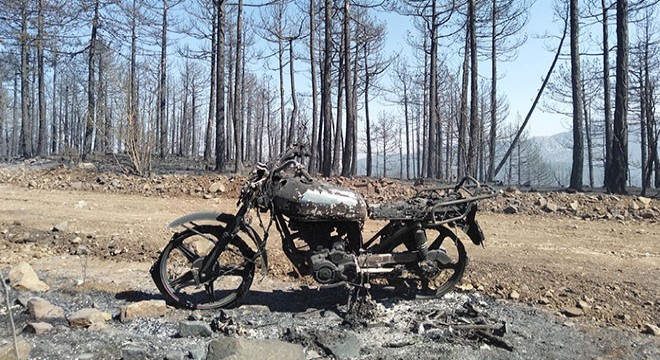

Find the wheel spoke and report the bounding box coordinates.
[170,271,195,290]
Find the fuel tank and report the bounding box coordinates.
[271,177,367,221]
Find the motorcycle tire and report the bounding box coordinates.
[415,227,468,299]
[152,225,256,310]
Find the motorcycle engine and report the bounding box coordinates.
[309,241,357,284]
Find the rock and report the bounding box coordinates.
[7,262,50,292]
[188,346,206,360]
[75,245,89,255]
[207,337,306,360]
[27,297,64,322]
[25,322,54,335]
[630,202,640,211]
[503,205,518,214]
[615,313,631,321]
[0,339,31,360]
[319,331,361,360]
[67,308,106,328]
[562,307,584,317]
[576,300,591,310]
[165,351,186,360]
[640,211,655,219]
[509,291,520,300]
[208,182,226,193]
[121,344,149,360]
[178,321,213,338]
[120,300,169,322]
[52,221,69,232]
[75,200,87,209]
[78,162,96,170]
[643,323,660,336]
[638,197,652,206]
[538,297,550,305]
[569,201,579,212]
[545,203,559,212]
[203,194,213,199]
[536,197,548,208]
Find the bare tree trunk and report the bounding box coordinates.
[288,38,298,151]
[36,0,47,156]
[605,0,628,194]
[467,0,479,177]
[309,0,319,173]
[233,0,244,172]
[488,0,498,181]
[427,0,438,178]
[50,55,58,154]
[640,66,648,194]
[584,96,594,188]
[404,79,410,180]
[333,46,344,176]
[277,6,286,153]
[19,0,31,158]
[205,5,217,162]
[83,0,100,160]
[365,53,373,177]
[601,0,613,185]
[457,27,469,179]
[321,0,333,176]
[159,0,168,158]
[569,0,584,190]
[215,0,226,172]
[341,0,354,176]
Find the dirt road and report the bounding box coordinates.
[1,183,658,334]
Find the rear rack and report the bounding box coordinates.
[368,176,497,225]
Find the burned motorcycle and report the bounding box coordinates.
[151,145,497,309]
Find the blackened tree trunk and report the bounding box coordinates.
[159,0,168,158]
[605,0,628,194]
[457,26,469,179]
[233,0,244,172]
[341,0,355,176]
[488,0,497,181]
[321,0,333,177]
[83,0,100,160]
[427,0,438,178]
[19,0,31,158]
[205,5,217,162]
[309,0,319,173]
[467,0,479,177]
[36,0,47,156]
[601,0,613,184]
[215,0,226,172]
[569,0,584,190]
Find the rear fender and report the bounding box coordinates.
[458,204,485,246]
[167,212,268,274]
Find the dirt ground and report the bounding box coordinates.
[1,181,658,337]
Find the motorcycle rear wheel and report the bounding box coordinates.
[152,225,256,310]
[406,227,468,299]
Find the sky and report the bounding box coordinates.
[376,0,572,137]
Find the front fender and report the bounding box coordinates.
[167,211,268,275]
[168,211,236,229]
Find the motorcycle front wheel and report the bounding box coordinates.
[152,225,256,310]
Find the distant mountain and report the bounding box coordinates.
[531,131,645,187]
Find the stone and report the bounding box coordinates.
[537,197,548,208]
[8,262,50,292]
[207,337,306,360]
[545,203,559,212]
[208,182,226,193]
[569,201,579,212]
[120,300,169,322]
[630,202,640,211]
[538,297,550,305]
[121,344,149,360]
[576,300,591,310]
[25,322,54,335]
[78,162,96,170]
[643,323,660,336]
[503,206,518,214]
[67,308,106,328]
[188,346,206,360]
[178,321,213,338]
[27,297,64,322]
[319,331,361,360]
[165,351,186,360]
[52,221,69,232]
[509,291,520,300]
[638,197,652,206]
[0,339,31,360]
[562,307,584,317]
